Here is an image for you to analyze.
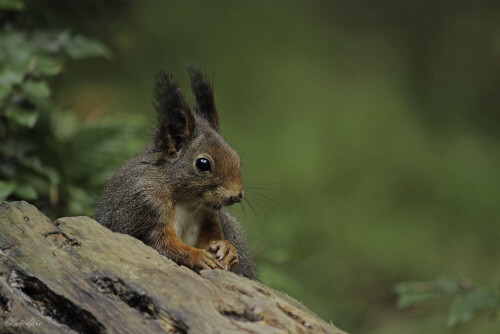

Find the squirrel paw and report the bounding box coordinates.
[190,249,224,271]
[208,240,239,270]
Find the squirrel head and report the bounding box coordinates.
[151,67,243,210]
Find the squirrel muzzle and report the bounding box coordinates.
[227,191,243,205]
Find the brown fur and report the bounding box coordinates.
[94,67,256,279]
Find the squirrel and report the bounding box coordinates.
[94,67,257,280]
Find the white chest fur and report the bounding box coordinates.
[173,204,205,246]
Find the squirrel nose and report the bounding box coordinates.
[229,192,243,204]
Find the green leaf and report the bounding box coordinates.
[23,80,51,98]
[0,69,23,87]
[430,278,463,294]
[0,181,16,201]
[35,57,63,76]
[63,35,111,60]
[33,31,69,54]
[447,291,500,326]
[395,281,439,308]
[0,68,23,100]
[397,291,436,308]
[4,106,39,127]
[13,184,38,200]
[0,0,25,10]
[0,31,31,68]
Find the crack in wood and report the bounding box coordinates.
[90,275,188,333]
[0,244,19,256]
[218,282,254,297]
[0,290,9,314]
[277,302,325,333]
[157,314,189,334]
[8,270,105,334]
[219,306,262,322]
[91,275,158,319]
[254,286,271,297]
[43,231,80,249]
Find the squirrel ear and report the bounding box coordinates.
[187,66,219,131]
[153,70,195,156]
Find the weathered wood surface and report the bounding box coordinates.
[0,201,345,334]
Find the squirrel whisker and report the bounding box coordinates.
[244,189,280,205]
[244,192,280,223]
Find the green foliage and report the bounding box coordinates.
[396,279,500,326]
[0,1,133,218]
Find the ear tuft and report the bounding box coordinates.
[153,70,194,155]
[187,66,219,131]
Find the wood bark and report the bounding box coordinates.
[0,201,345,334]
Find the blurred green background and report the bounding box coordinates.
[2,1,500,333]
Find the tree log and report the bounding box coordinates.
[0,201,345,334]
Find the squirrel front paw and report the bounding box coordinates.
[208,240,239,270]
[189,249,224,271]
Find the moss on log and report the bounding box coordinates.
[0,201,345,334]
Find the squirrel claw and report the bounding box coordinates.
[193,249,223,271]
[208,240,238,271]
[216,245,230,261]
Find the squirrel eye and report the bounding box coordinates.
[195,158,212,173]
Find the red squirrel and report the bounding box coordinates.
[94,67,256,279]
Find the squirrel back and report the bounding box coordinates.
[94,67,256,279]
